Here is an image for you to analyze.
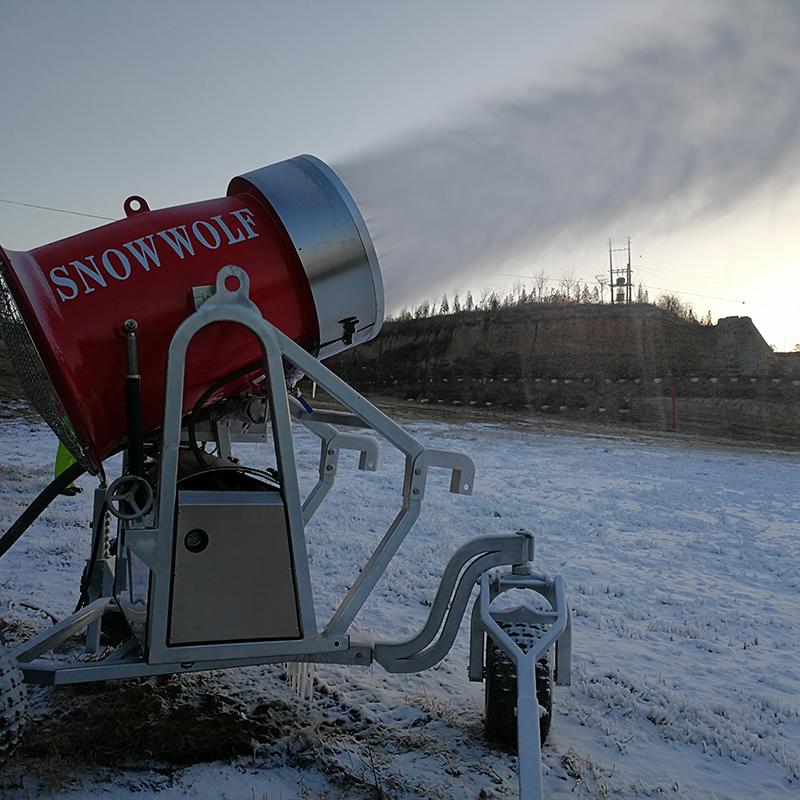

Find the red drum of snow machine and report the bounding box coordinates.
[0,155,383,473]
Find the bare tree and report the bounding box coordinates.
[558,271,578,299]
[534,271,550,299]
[656,293,696,321]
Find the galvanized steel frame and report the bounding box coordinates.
[120,264,477,663]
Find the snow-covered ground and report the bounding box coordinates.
[0,413,798,799]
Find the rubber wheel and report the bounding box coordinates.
[0,645,28,763]
[484,623,553,751]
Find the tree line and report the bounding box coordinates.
[389,272,713,326]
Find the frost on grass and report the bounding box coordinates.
[0,417,798,799]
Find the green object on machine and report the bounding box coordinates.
[55,441,81,495]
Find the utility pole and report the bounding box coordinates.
[626,237,632,304]
[608,238,614,304]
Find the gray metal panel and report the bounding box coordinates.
[169,491,300,645]
[228,155,384,358]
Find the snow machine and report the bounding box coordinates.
[0,155,571,799]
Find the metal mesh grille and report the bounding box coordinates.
[0,258,92,471]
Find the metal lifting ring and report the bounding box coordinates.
[106,475,153,521]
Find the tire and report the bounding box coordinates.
[0,645,27,763]
[484,623,553,751]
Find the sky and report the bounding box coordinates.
[0,1,798,349]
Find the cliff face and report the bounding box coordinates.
[715,315,773,375]
[334,304,773,381]
[329,304,799,444]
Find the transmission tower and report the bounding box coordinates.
[608,237,633,304]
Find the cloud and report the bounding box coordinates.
[335,2,800,311]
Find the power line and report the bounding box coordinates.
[493,272,542,280]
[635,268,748,304]
[637,264,744,292]
[0,197,115,222]
[640,282,746,305]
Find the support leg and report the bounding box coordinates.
[516,658,544,800]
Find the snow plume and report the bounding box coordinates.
[335,2,800,311]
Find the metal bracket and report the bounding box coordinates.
[287,395,381,524]
[408,448,475,501]
[12,598,114,663]
[124,527,158,570]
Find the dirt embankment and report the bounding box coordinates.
[329,304,800,445]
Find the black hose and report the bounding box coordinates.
[0,461,86,559]
[187,361,262,467]
[177,464,280,489]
